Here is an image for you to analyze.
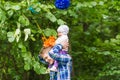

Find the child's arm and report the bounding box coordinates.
[38,55,48,64]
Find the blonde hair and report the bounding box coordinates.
[39,47,52,57]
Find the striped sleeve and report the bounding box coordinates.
[49,44,71,63]
[38,55,48,64]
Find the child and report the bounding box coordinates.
[49,24,69,72]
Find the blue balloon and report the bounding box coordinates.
[55,0,70,10]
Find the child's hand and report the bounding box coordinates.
[60,40,69,49]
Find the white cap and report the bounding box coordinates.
[57,25,69,35]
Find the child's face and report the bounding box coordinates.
[43,53,54,65]
[41,47,54,65]
[57,32,63,37]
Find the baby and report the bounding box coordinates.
[49,25,69,72]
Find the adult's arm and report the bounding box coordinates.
[48,44,71,63]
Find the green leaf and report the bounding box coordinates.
[40,66,47,74]
[24,63,30,71]
[7,10,14,17]
[91,1,97,6]
[0,8,6,22]
[57,19,66,25]
[7,32,15,42]
[4,2,11,10]
[45,12,57,22]
[8,37,15,42]
[35,7,41,12]
[110,38,117,43]
[18,15,30,26]
[30,35,36,41]
[13,75,20,80]
[11,5,21,10]
[4,2,21,10]
[103,51,111,55]
[18,43,27,52]
[44,28,57,37]
[99,1,104,5]
[116,35,120,39]
[7,32,14,37]
[33,62,41,74]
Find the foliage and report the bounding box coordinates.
[0,0,120,80]
[0,0,57,80]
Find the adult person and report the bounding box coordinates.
[39,41,72,80]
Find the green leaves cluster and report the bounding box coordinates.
[0,0,58,80]
[69,0,120,80]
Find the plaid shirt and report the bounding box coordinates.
[39,44,72,80]
[49,44,72,80]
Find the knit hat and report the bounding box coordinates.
[57,25,69,35]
